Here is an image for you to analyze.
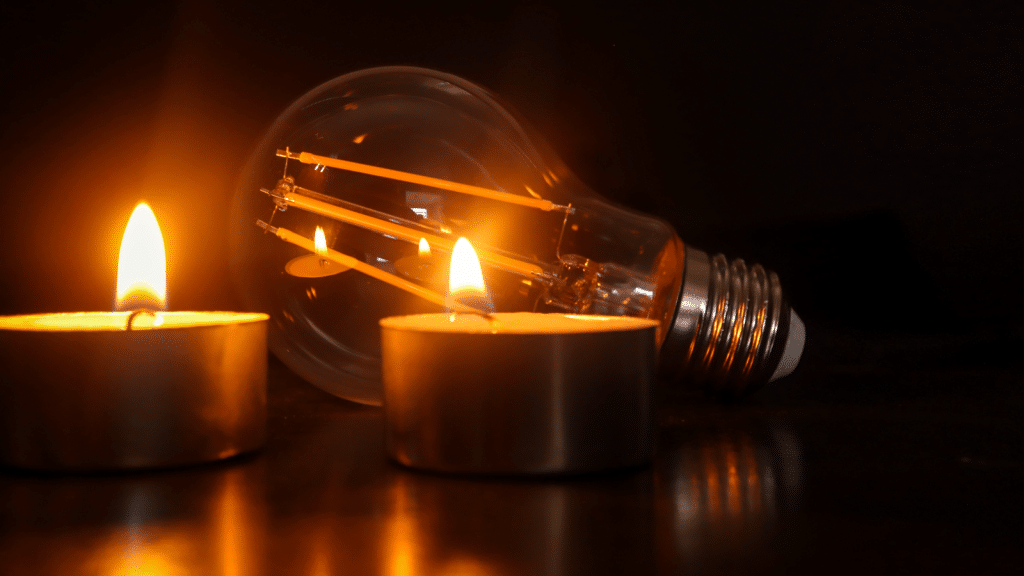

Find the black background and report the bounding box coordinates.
[0,2,1021,389]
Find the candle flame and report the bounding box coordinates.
[418,238,431,257]
[314,226,328,257]
[449,237,486,296]
[116,202,166,310]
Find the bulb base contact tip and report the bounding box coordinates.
[662,248,803,396]
[770,309,805,383]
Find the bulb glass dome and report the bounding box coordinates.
[231,66,799,405]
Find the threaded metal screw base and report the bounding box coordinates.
[661,247,794,396]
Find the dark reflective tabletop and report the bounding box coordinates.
[2,330,1022,575]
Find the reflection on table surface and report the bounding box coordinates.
[656,416,803,574]
[4,357,1021,575]
[0,363,803,576]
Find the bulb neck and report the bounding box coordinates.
[661,247,798,395]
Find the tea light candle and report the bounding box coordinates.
[393,238,441,287]
[381,312,658,475]
[380,238,659,475]
[284,225,348,278]
[0,203,269,471]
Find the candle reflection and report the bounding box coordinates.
[377,468,652,576]
[94,467,264,576]
[656,418,803,572]
[258,408,391,576]
[0,461,266,575]
[98,508,190,575]
[385,475,420,576]
[216,469,256,576]
[382,474,563,576]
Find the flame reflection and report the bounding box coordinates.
[385,475,420,576]
[378,464,652,576]
[93,467,263,576]
[656,420,803,572]
[0,461,266,575]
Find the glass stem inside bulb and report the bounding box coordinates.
[540,256,658,317]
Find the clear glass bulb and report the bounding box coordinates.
[230,66,804,406]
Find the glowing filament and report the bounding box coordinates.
[116,202,166,310]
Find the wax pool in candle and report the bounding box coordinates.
[0,311,266,330]
[0,202,269,471]
[381,312,657,334]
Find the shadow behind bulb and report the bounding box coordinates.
[230,66,803,406]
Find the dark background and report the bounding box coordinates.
[0,1,1020,384]
[1,3,1024,572]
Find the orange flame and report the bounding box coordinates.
[418,238,431,257]
[115,202,166,310]
[449,237,485,296]
[314,226,328,257]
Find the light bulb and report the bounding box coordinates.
[230,66,805,406]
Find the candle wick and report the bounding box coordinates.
[126,309,157,331]
[445,291,495,320]
[446,310,496,322]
